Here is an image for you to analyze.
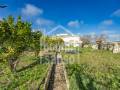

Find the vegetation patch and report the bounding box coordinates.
[63,48,120,90]
[0,52,49,90]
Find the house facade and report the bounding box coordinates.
[56,34,82,47]
[47,25,82,47]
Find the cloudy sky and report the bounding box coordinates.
[0,0,120,40]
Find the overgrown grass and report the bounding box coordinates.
[63,48,120,90]
[0,52,49,90]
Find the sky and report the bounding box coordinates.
[0,0,120,40]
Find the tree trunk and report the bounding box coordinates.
[35,50,39,57]
[81,43,84,48]
[98,43,102,50]
[8,56,18,72]
[8,59,15,72]
[106,44,109,51]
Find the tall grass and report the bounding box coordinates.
[63,48,120,90]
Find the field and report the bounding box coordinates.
[0,52,49,90]
[63,48,120,90]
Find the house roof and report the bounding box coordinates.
[47,25,74,36]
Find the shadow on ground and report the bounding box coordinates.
[75,72,96,90]
[17,56,51,72]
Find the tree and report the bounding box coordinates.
[45,37,64,63]
[81,35,92,48]
[53,38,64,63]
[0,16,32,72]
[96,34,108,50]
[31,31,42,57]
[45,37,64,51]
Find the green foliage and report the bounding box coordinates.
[31,31,42,57]
[64,48,120,90]
[0,16,32,71]
[0,52,49,90]
[6,64,48,90]
[45,37,64,51]
[0,16,43,72]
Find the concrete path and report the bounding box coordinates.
[47,53,68,90]
[52,64,67,90]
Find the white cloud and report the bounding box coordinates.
[36,18,54,26]
[68,20,84,28]
[112,9,120,17]
[101,19,113,26]
[101,30,115,34]
[21,4,43,16]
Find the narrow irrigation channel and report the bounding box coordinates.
[47,63,68,90]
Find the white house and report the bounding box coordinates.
[47,25,82,47]
[113,41,120,53]
[56,34,82,47]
